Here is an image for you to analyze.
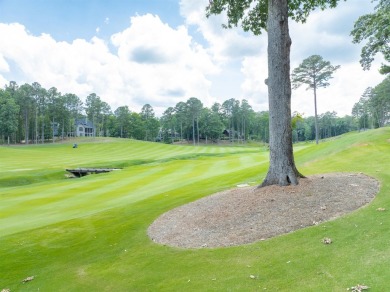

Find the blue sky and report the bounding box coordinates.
[0,0,182,42]
[0,0,385,116]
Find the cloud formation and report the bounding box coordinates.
[0,14,218,114]
[0,0,386,117]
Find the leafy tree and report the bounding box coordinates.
[333,115,357,136]
[85,93,111,137]
[47,87,63,141]
[16,83,35,144]
[353,77,390,129]
[63,93,83,137]
[351,0,390,74]
[211,102,222,114]
[105,114,117,138]
[199,108,224,143]
[100,101,112,137]
[186,97,203,145]
[85,93,101,137]
[292,55,340,144]
[369,76,390,127]
[0,89,19,144]
[302,121,312,141]
[140,104,159,141]
[291,111,304,142]
[31,82,46,143]
[4,81,23,142]
[352,88,372,130]
[291,112,303,130]
[318,111,337,138]
[161,107,177,143]
[252,111,269,142]
[174,101,188,142]
[240,99,254,142]
[303,116,316,141]
[207,0,342,186]
[128,112,145,140]
[221,98,239,142]
[114,106,131,138]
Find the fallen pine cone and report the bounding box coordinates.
[322,237,332,244]
[22,276,34,283]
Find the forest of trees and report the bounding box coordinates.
[0,77,389,145]
[352,75,390,130]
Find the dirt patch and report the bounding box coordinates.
[148,173,379,248]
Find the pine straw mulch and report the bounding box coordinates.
[148,173,379,248]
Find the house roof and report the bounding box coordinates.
[75,119,94,128]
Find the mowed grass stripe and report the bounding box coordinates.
[0,151,262,236]
[0,166,166,215]
[0,140,254,173]
[92,162,198,201]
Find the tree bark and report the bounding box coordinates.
[260,0,304,187]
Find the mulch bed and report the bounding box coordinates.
[148,173,379,248]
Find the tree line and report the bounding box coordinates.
[0,79,387,145]
[352,75,390,129]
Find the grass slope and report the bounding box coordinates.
[1,129,390,291]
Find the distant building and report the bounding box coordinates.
[223,129,242,140]
[75,118,95,137]
[156,128,180,142]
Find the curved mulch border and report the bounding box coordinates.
[148,173,379,248]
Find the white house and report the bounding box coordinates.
[75,118,95,137]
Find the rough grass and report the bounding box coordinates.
[1,128,390,291]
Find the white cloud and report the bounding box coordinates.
[0,75,7,87]
[289,0,384,117]
[0,23,119,98]
[240,56,268,110]
[180,0,264,62]
[179,0,384,116]
[0,55,9,72]
[0,0,385,118]
[110,14,218,112]
[289,0,375,64]
[0,15,218,115]
[291,60,385,117]
[179,0,269,110]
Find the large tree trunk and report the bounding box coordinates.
[260,0,304,187]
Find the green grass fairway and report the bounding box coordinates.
[1,129,390,291]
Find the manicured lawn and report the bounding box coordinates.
[1,129,389,291]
